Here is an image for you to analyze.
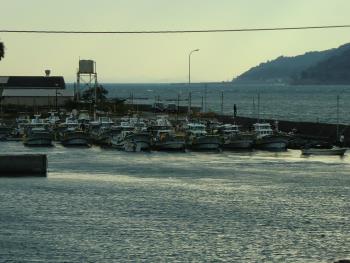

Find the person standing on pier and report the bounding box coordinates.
[233,104,237,117]
[0,42,4,60]
[339,134,345,147]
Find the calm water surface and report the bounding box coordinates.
[97,83,350,124]
[0,142,350,262]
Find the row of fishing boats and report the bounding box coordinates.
[0,111,347,156]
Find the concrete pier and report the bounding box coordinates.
[217,116,350,147]
[0,154,47,177]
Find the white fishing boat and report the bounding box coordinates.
[15,113,31,137]
[111,129,133,150]
[89,116,115,145]
[46,111,60,125]
[217,124,253,150]
[185,123,221,151]
[59,116,90,147]
[149,116,185,151]
[23,115,53,146]
[111,118,151,152]
[78,110,91,125]
[253,122,288,151]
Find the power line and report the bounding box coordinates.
[1,25,350,34]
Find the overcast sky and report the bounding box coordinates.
[1,0,350,83]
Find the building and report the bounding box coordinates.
[0,76,74,107]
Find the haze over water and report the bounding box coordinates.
[0,142,349,262]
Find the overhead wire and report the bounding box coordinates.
[1,25,350,34]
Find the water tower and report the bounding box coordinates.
[76,59,98,102]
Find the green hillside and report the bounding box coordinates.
[234,43,350,85]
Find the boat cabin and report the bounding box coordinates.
[186,123,207,136]
[253,123,273,138]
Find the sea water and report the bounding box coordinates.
[0,142,349,262]
[93,83,350,124]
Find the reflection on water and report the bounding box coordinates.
[0,142,349,262]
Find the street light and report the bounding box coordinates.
[188,49,200,84]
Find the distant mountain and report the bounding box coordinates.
[295,47,350,84]
[233,43,350,85]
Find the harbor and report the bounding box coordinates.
[0,109,348,154]
[2,1,350,260]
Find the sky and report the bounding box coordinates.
[1,0,350,83]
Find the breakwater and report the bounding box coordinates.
[0,154,47,177]
[218,115,349,146]
[125,102,349,146]
[126,102,349,146]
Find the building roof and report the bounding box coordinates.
[2,89,73,97]
[0,76,65,89]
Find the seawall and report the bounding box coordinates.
[0,154,47,177]
[218,115,350,146]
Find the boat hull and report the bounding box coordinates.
[24,138,53,147]
[254,136,288,151]
[128,133,151,151]
[153,141,186,151]
[112,133,151,152]
[223,139,253,150]
[23,132,53,147]
[61,131,90,147]
[302,148,347,156]
[187,136,221,151]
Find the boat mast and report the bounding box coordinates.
[252,97,255,119]
[220,91,224,114]
[336,95,340,139]
[257,93,260,123]
[204,84,208,113]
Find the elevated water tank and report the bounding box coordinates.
[79,60,95,74]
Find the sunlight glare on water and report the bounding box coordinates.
[0,141,350,262]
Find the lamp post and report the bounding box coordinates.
[188,49,200,84]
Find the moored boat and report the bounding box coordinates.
[185,123,221,151]
[111,117,151,152]
[253,122,288,151]
[152,131,186,151]
[23,115,53,146]
[149,116,185,151]
[301,147,347,156]
[89,116,115,146]
[217,124,253,150]
[59,116,90,147]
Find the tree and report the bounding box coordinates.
[81,84,108,103]
[0,42,4,60]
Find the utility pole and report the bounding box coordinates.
[220,91,224,114]
[204,84,207,113]
[252,97,256,118]
[177,93,180,121]
[336,95,340,139]
[257,93,260,122]
[55,88,58,112]
[188,91,192,115]
[201,96,204,112]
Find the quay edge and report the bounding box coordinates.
[217,116,350,147]
[124,103,349,146]
[0,154,47,177]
